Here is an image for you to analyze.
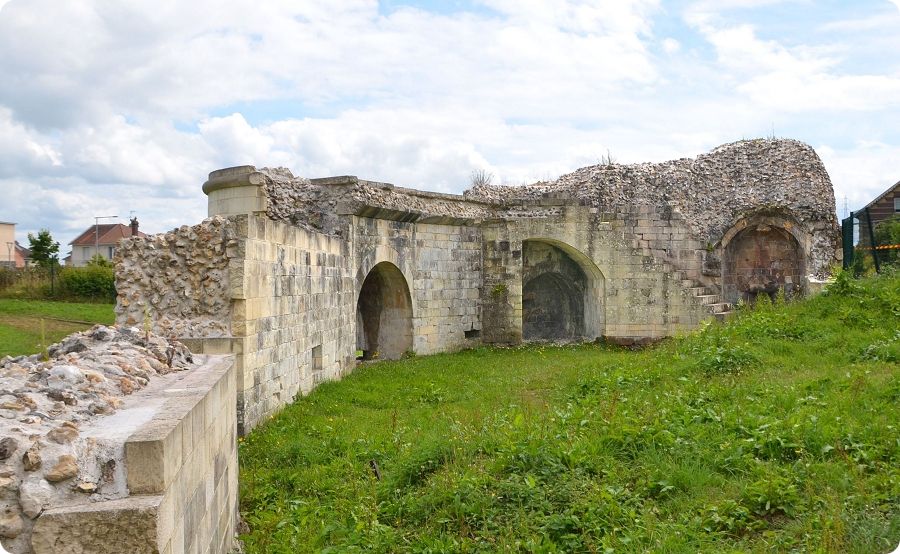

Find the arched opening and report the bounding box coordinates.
[722,224,804,304]
[522,240,604,341]
[356,262,413,360]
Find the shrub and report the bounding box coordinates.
[58,265,116,302]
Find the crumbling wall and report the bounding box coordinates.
[115,217,238,338]
[0,327,237,554]
[466,139,839,278]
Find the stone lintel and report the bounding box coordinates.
[309,175,360,187]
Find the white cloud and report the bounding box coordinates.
[817,141,900,213]
[0,0,898,247]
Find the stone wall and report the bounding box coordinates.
[32,355,237,554]
[352,217,482,356]
[114,138,841,434]
[0,326,237,554]
[227,214,355,433]
[32,355,236,554]
[116,217,238,338]
[481,205,716,345]
[466,138,839,279]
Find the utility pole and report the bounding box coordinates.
[94,215,118,263]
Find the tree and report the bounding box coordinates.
[874,215,900,267]
[87,253,113,268]
[469,169,493,188]
[28,229,60,269]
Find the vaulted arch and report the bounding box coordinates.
[356,261,413,360]
[721,216,806,303]
[522,239,605,341]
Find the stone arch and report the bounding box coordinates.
[522,239,605,341]
[720,214,806,304]
[356,261,413,360]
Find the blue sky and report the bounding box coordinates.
[0,0,898,250]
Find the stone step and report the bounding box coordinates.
[713,310,733,321]
[707,302,731,313]
[689,286,711,296]
[696,294,720,305]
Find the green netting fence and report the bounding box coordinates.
[842,207,900,274]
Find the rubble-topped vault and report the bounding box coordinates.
[117,138,841,433]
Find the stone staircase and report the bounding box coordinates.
[630,231,734,322]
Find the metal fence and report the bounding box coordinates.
[842,208,900,273]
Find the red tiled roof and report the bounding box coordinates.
[69,224,147,246]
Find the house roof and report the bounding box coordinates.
[69,223,146,246]
[860,180,900,212]
[15,242,30,258]
[0,221,15,226]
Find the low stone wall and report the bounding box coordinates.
[30,355,236,554]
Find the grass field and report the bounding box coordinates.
[0,299,115,357]
[239,272,899,553]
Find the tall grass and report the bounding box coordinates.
[239,272,899,553]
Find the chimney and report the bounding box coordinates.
[130,217,139,236]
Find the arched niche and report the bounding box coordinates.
[522,239,605,341]
[356,261,413,360]
[721,217,806,304]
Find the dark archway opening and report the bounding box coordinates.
[723,225,803,304]
[522,241,589,341]
[356,262,413,360]
[523,272,584,340]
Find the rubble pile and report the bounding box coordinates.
[0,326,196,552]
[255,139,839,277]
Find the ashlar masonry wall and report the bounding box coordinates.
[482,204,714,345]
[31,355,237,554]
[352,217,482,356]
[116,139,840,434]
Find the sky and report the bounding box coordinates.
[0,0,898,252]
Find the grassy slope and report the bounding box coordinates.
[239,273,900,553]
[0,299,115,357]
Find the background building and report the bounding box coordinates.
[68,218,146,266]
[0,222,15,268]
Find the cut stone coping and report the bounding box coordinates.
[30,354,234,554]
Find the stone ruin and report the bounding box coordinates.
[0,137,841,553]
[115,137,839,436]
[0,328,235,553]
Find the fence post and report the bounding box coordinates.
[864,208,881,273]
[841,214,855,269]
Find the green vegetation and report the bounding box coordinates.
[239,273,900,553]
[875,215,900,267]
[0,263,116,303]
[27,228,60,269]
[0,299,115,357]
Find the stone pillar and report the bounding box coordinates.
[481,222,523,344]
[202,165,268,217]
